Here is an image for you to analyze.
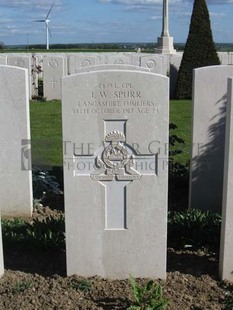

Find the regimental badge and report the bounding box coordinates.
[91,131,141,181]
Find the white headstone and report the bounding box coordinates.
[0,66,33,217]
[0,215,3,278]
[218,52,229,65]
[7,56,32,98]
[43,56,65,100]
[62,70,169,279]
[170,54,182,97]
[229,53,233,65]
[105,54,131,65]
[76,64,150,73]
[0,55,7,65]
[68,55,98,75]
[219,77,233,281]
[140,56,163,74]
[128,53,140,67]
[190,65,233,212]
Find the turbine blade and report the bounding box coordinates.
[46,3,54,20]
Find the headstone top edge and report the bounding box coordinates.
[194,65,233,73]
[62,70,169,80]
[0,65,28,73]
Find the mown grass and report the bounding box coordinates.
[30,99,192,168]
[170,100,192,164]
[30,100,62,168]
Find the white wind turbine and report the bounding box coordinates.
[34,3,54,50]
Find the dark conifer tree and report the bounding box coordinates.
[175,0,220,99]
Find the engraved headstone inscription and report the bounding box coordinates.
[140,55,162,74]
[0,66,33,217]
[62,70,169,279]
[43,56,65,100]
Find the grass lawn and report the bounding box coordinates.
[30,100,62,168]
[30,99,192,168]
[170,100,192,164]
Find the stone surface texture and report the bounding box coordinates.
[140,55,163,74]
[62,70,169,279]
[0,215,3,278]
[190,65,233,212]
[156,0,176,54]
[75,64,150,73]
[219,77,233,282]
[0,56,7,65]
[7,56,32,97]
[0,66,32,217]
[43,56,65,100]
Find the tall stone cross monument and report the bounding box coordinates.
[156,0,176,54]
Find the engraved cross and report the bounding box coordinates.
[50,76,58,89]
[74,120,157,230]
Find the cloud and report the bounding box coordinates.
[209,12,226,17]
[186,0,233,4]
[207,0,233,3]
[97,0,185,5]
[98,0,233,5]
[151,15,161,20]
[105,0,161,3]
[97,0,186,15]
[0,0,63,11]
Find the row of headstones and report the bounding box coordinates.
[1,51,233,101]
[0,52,175,100]
[1,63,233,281]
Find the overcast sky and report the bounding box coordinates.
[0,0,232,45]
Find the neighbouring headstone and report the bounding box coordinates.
[7,55,32,98]
[43,56,66,100]
[229,53,233,65]
[0,215,3,278]
[0,66,33,217]
[0,55,7,65]
[170,54,182,98]
[68,55,99,75]
[62,70,169,279]
[140,55,163,74]
[128,53,140,67]
[76,64,150,73]
[218,52,229,65]
[189,65,233,212]
[105,54,131,65]
[219,77,233,281]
